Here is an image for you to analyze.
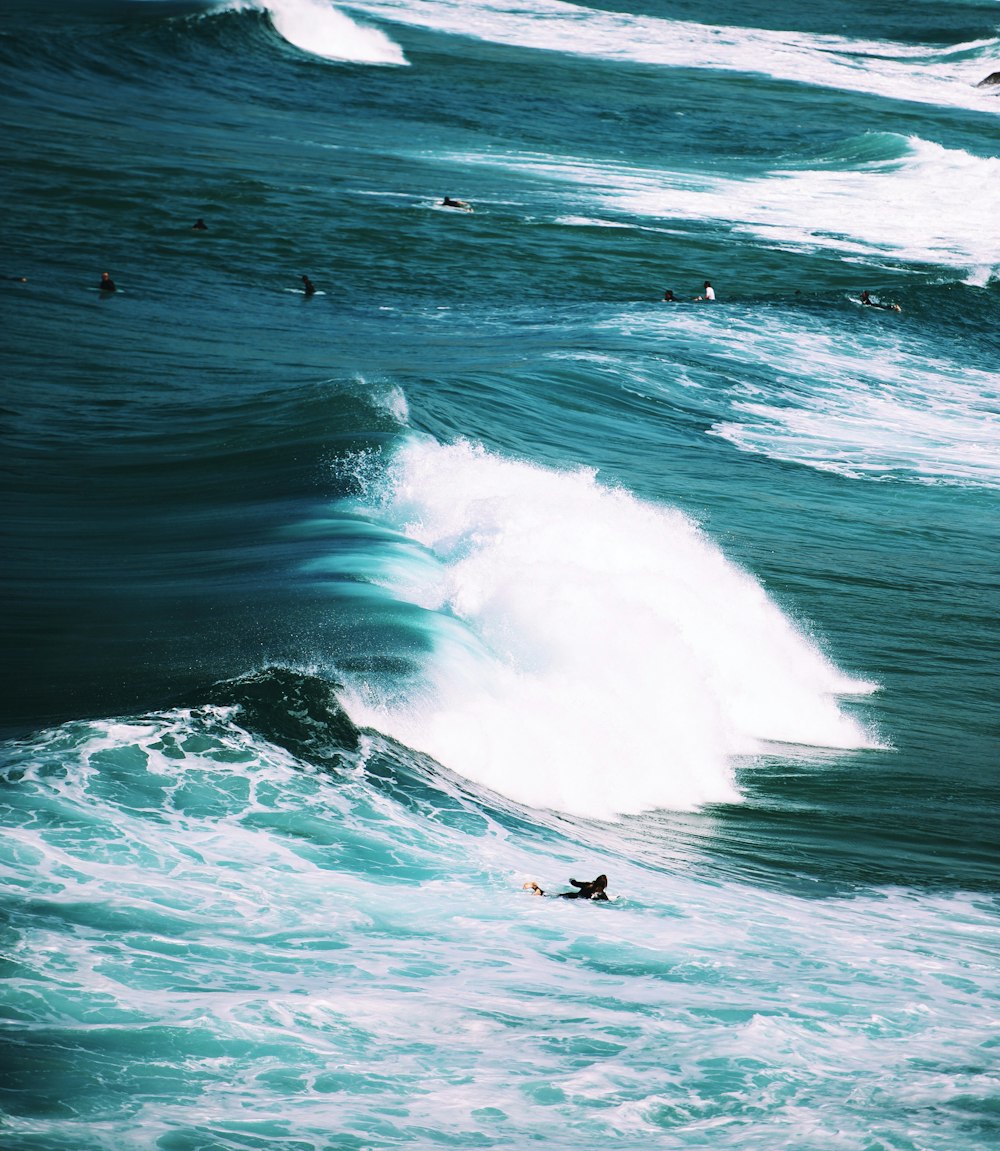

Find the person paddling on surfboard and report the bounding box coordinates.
[301,275,316,296]
[523,874,610,901]
[861,289,901,313]
[441,196,472,211]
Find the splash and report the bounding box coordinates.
[338,437,877,818]
[226,0,408,65]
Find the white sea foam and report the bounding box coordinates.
[346,0,998,109]
[224,0,408,64]
[3,715,996,1151]
[338,436,877,818]
[448,135,1000,275]
[607,307,1000,488]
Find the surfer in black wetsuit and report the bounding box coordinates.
[442,196,472,211]
[192,218,208,231]
[663,289,676,301]
[860,289,901,313]
[301,275,316,296]
[99,271,116,292]
[523,874,609,900]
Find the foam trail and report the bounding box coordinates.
[338,437,877,819]
[347,0,998,110]
[450,135,1000,274]
[228,0,408,64]
[596,308,1000,489]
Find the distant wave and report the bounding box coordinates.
[333,435,877,819]
[605,308,1000,490]
[345,0,997,109]
[447,134,1000,276]
[220,0,407,64]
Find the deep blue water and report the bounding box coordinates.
[1,1,999,1148]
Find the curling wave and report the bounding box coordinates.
[221,0,407,64]
[331,436,878,818]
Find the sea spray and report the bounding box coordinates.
[335,436,877,817]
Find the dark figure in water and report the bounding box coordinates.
[523,874,609,900]
[861,289,901,313]
[99,271,116,292]
[663,289,676,301]
[192,218,208,231]
[441,196,472,211]
[301,275,316,296]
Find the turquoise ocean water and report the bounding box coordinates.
[1,1,999,1147]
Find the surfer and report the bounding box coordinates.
[663,289,677,302]
[860,289,901,313]
[301,275,316,296]
[694,280,715,301]
[99,271,116,292]
[441,196,472,211]
[523,874,609,901]
[192,218,208,231]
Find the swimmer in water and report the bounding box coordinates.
[663,289,676,302]
[523,874,609,901]
[441,196,472,211]
[301,275,316,296]
[192,218,208,231]
[99,271,116,292]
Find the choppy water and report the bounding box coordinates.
[1,1,998,1148]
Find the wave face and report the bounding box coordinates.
[334,437,876,816]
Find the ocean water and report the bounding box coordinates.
[1,1,998,1148]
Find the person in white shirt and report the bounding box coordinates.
[695,280,715,301]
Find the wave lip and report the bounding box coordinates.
[223,0,408,64]
[337,436,877,819]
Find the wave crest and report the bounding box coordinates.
[221,0,407,64]
[336,436,878,818]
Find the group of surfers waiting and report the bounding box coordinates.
[662,281,900,311]
[87,209,899,313]
[663,281,715,303]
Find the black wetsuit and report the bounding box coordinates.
[557,877,609,900]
